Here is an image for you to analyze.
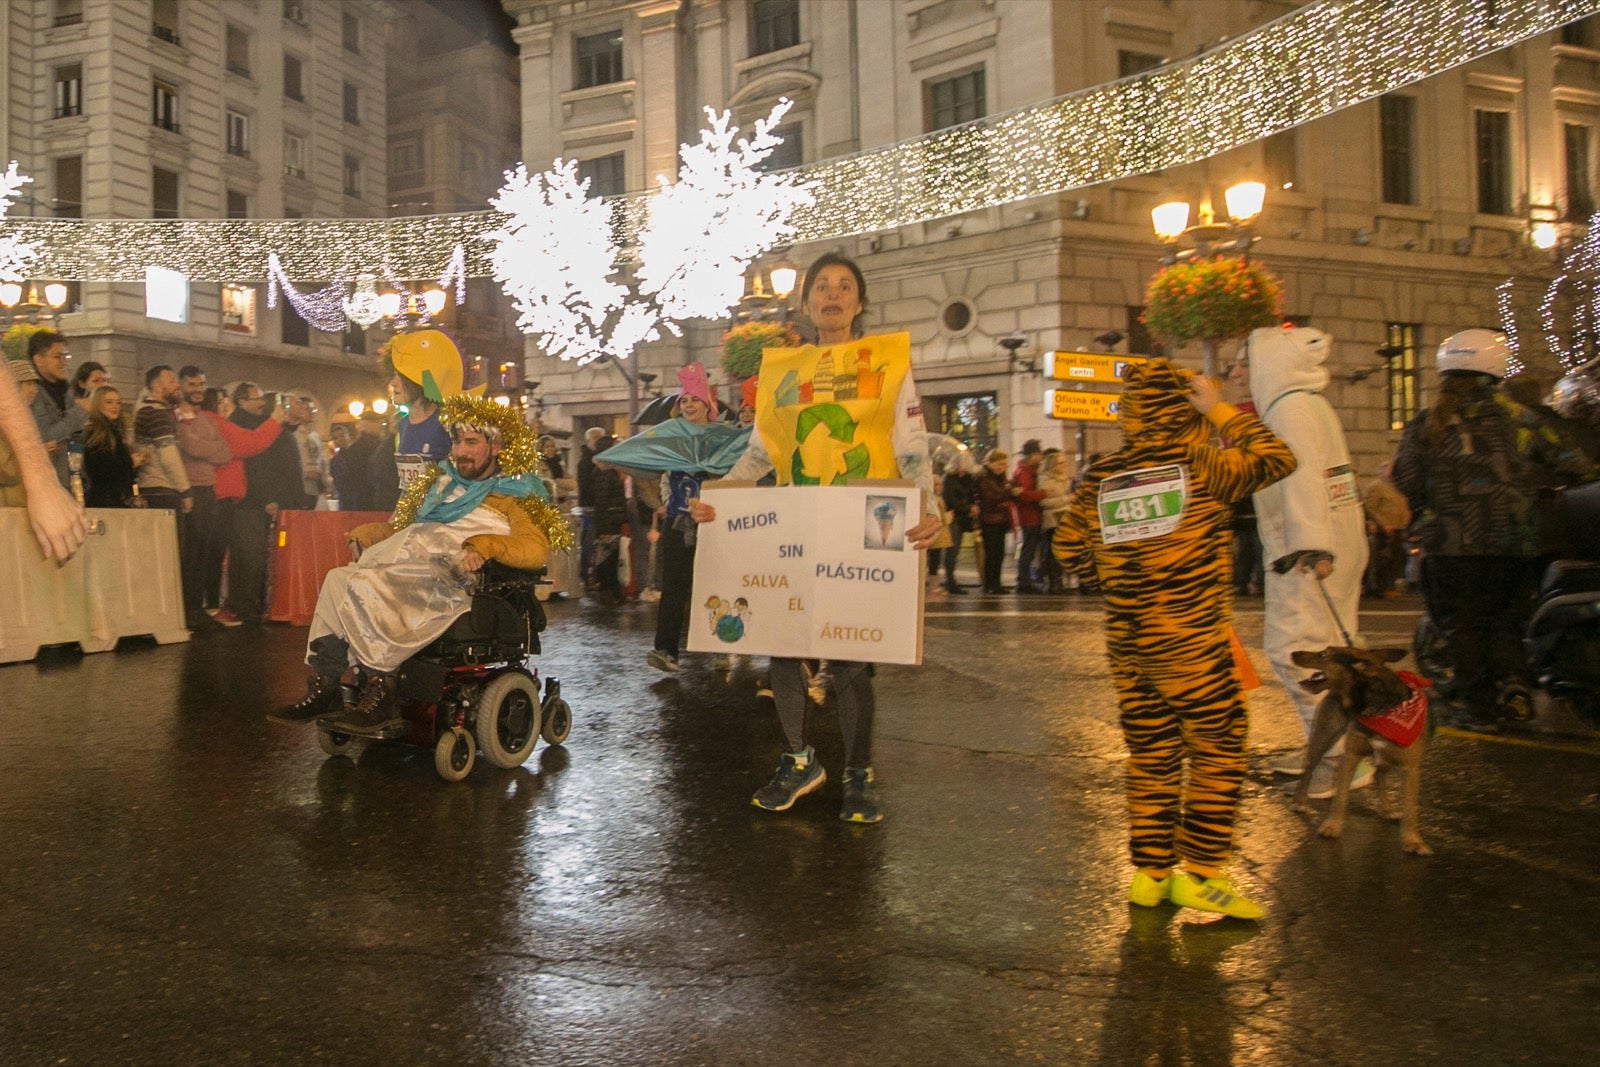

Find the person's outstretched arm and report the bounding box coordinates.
[0,372,85,562]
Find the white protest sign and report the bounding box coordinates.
[688,483,924,664]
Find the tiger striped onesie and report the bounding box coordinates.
[1054,360,1295,878]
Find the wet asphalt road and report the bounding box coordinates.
[1,590,1597,1065]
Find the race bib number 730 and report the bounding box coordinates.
[1097,464,1189,544]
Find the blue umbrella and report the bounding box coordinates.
[599,417,752,476]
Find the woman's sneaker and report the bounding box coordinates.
[646,649,679,673]
[839,766,882,824]
[751,747,825,811]
[1169,873,1265,920]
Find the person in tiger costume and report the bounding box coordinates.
[1054,359,1294,920]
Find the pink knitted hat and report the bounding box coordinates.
[677,361,719,414]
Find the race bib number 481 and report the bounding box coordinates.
[1098,464,1189,544]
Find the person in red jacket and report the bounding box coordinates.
[1010,439,1049,594]
[195,385,284,625]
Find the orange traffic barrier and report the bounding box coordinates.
[267,510,389,626]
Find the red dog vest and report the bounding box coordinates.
[1356,670,1430,747]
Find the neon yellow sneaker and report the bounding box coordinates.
[1169,873,1265,920]
[1127,871,1171,907]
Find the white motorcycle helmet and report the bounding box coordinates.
[1436,329,1510,379]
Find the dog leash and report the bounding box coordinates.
[1315,579,1354,646]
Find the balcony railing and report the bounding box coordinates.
[226,62,251,78]
[53,13,84,27]
[152,118,182,134]
[53,105,82,119]
[284,165,306,179]
[227,145,251,159]
[151,23,181,45]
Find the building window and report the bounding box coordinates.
[575,29,623,89]
[342,11,360,52]
[226,189,248,219]
[1476,109,1513,216]
[391,137,423,178]
[152,0,180,44]
[54,0,84,28]
[926,67,985,131]
[343,325,366,355]
[54,156,82,219]
[152,166,178,218]
[222,284,256,335]
[145,266,188,323]
[226,110,250,157]
[751,0,799,56]
[578,153,625,198]
[1566,123,1595,221]
[54,64,82,118]
[283,54,304,101]
[928,393,998,458]
[1117,50,1164,76]
[281,305,309,346]
[758,124,802,172]
[1380,94,1415,205]
[343,155,361,197]
[1561,17,1594,47]
[1384,323,1420,431]
[283,1,308,27]
[1264,130,1297,191]
[152,79,179,132]
[283,132,306,179]
[226,23,251,76]
[342,82,360,124]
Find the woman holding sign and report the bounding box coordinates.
[690,252,942,823]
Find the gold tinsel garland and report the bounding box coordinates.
[387,395,575,553]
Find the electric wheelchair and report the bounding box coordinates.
[316,561,572,781]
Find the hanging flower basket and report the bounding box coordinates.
[2,323,46,363]
[1142,257,1283,347]
[720,321,801,381]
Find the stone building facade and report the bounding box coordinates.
[0,0,390,419]
[501,0,1600,476]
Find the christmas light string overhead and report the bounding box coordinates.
[0,0,1595,284]
[488,100,814,364]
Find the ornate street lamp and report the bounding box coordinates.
[0,280,69,325]
[1152,180,1266,265]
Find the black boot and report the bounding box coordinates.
[267,673,342,724]
[321,672,404,738]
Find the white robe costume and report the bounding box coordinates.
[308,503,511,673]
[1246,327,1369,741]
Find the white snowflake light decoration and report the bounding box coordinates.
[488,101,815,366]
[0,162,39,283]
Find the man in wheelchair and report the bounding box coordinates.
[270,396,568,738]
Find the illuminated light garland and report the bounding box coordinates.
[489,101,812,363]
[1497,276,1525,377]
[265,252,355,332]
[1,0,1596,283]
[0,163,39,282]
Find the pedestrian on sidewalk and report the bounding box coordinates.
[1054,360,1294,920]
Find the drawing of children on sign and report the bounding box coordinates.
[704,595,751,643]
[865,495,907,550]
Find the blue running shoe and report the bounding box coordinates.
[752,746,825,811]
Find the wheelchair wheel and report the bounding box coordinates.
[317,728,356,758]
[476,672,541,769]
[434,726,476,782]
[541,696,572,746]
